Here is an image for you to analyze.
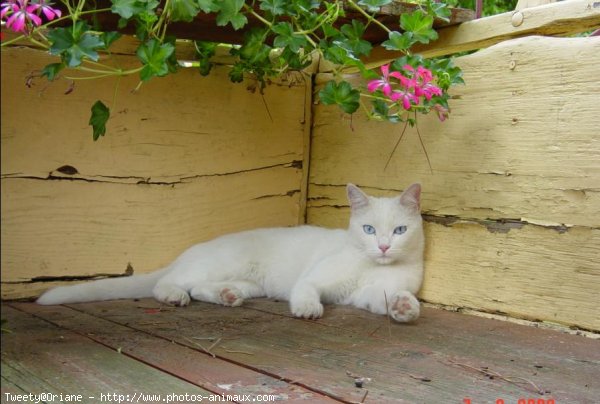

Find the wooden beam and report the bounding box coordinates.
[366,0,600,62]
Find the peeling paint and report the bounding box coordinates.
[422,214,571,234]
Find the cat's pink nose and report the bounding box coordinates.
[379,244,390,253]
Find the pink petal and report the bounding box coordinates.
[388,71,404,80]
[417,66,433,82]
[41,5,59,19]
[382,83,392,96]
[6,12,25,32]
[399,76,415,88]
[380,63,390,78]
[367,80,382,93]
[28,9,41,25]
[402,97,411,110]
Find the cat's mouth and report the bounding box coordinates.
[374,254,395,265]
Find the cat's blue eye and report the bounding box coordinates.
[363,225,376,235]
[394,225,407,235]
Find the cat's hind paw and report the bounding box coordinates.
[219,288,244,307]
[290,300,324,319]
[389,291,420,323]
[153,284,191,307]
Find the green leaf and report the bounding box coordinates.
[272,22,307,53]
[357,0,392,12]
[215,0,248,30]
[381,31,414,51]
[195,41,217,76]
[136,39,175,81]
[259,0,288,16]
[319,81,360,114]
[428,1,451,22]
[111,0,145,19]
[197,0,219,13]
[229,63,245,82]
[391,54,424,71]
[169,0,201,22]
[339,20,372,56]
[89,100,110,141]
[100,31,122,49]
[41,63,65,81]
[400,10,438,44]
[234,28,271,64]
[47,22,105,67]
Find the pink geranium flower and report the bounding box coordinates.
[29,0,61,20]
[390,88,419,110]
[1,0,42,32]
[367,64,404,96]
[0,0,17,19]
[367,62,445,112]
[417,82,443,100]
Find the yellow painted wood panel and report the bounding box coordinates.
[1,46,307,180]
[1,166,302,284]
[1,44,309,298]
[310,36,600,227]
[309,206,600,331]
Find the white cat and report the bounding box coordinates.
[37,183,424,322]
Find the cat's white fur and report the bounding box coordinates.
[37,183,424,322]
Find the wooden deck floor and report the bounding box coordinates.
[2,299,598,403]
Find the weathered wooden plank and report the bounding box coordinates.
[1,305,214,401]
[311,36,600,227]
[1,166,301,293]
[1,47,307,180]
[32,298,599,403]
[366,0,600,61]
[11,303,337,402]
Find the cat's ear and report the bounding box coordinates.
[399,183,421,212]
[347,183,370,211]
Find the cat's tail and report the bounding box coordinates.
[36,267,170,305]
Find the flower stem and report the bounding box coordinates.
[244,4,272,27]
[345,0,392,34]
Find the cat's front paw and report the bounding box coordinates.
[290,300,324,319]
[389,291,420,323]
[153,284,191,307]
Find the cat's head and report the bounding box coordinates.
[347,183,424,265]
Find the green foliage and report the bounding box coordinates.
[169,0,202,22]
[137,39,176,81]
[47,22,105,67]
[195,41,218,75]
[400,10,437,44]
[319,81,361,114]
[7,0,468,139]
[214,0,248,30]
[41,63,65,81]
[89,101,110,141]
